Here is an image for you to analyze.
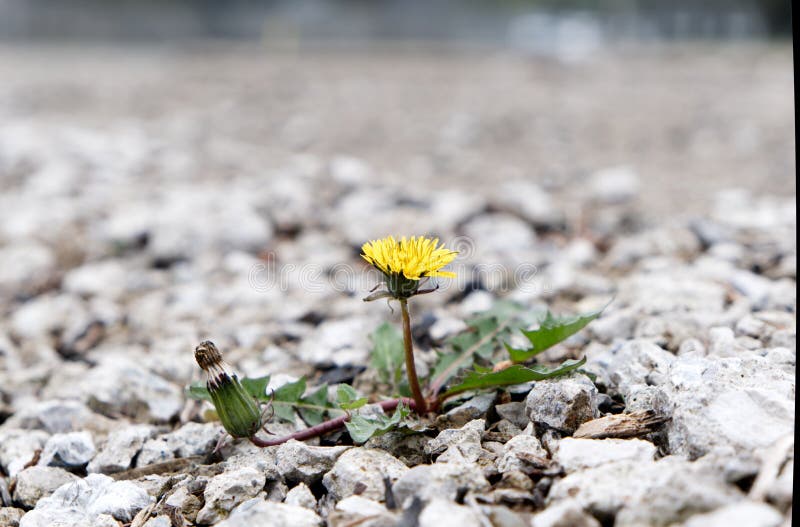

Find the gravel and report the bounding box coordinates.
[0,43,794,526]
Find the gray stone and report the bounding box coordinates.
[196,467,267,525]
[333,495,389,517]
[589,165,640,204]
[428,316,468,342]
[142,517,172,527]
[0,429,50,477]
[683,502,783,527]
[296,317,380,367]
[494,402,529,429]
[0,243,55,295]
[323,448,408,502]
[216,499,322,527]
[164,483,203,524]
[0,508,24,527]
[526,374,599,433]
[418,498,481,527]
[20,473,152,526]
[665,354,795,458]
[585,340,675,399]
[38,432,95,469]
[392,462,490,506]
[88,425,156,474]
[495,433,548,474]
[2,400,114,435]
[425,419,485,461]
[548,457,741,527]
[10,294,88,341]
[438,395,495,428]
[284,482,316,510]
[62,260,128,299]
[137,422,221,467]
[12,467,79,509]
[80,357,184,423]
[276,440,351,485]
[492,180,562,227]
[531,499,600,527]
[554,438,655,472]
[708,326,747,356]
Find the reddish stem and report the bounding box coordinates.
[248,397,416,447]
[399,298,428,414]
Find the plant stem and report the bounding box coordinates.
[248,397,415,447]
[399,298,428,414]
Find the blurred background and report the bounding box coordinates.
[0,1,795,370]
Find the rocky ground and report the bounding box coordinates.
[0,43,795,527]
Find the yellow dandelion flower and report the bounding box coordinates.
[361,235,457,299]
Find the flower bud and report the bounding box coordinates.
[194,341,262,438]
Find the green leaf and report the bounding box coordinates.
[240,375,271,401]
[345,403,410,444]
[369,322,405,389]
[271,377,307,423]
[185,382,212,402]
[506,308,604,363]
[444,358,587,396]
[336,384,368,411]
[298,384,330,426]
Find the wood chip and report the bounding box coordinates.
[573,410,669,439]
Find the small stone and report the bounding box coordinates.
[334,495,387,516]
[589,166,640,204]
[363,431,429,467]
[137,422,221,467]
[330,156,371,185]
[494,402,529,429]
[425,419,485,460]
[735,315,769,339]
[38,431,95,469]
[665,354,794,458]
[92,514,121,527]
[492,180,562,227]
[428,317,468,342]
[284,483,316,510]
[88,425,156,474]
[495,433,548,474]
[296,317,380,367]
[62,260,128,299]
[586,340,675,399]
[164,484,203,523]
[0,507,24,527]
[531,499,600,527]
[276,440,351,485]
[438,395,495,428]
[392,462,489,505]
[554,438,655,472]
[682,502,783,527]
[418,498,481,527]
[12,467,79,509]
[0,243,55,295]
[526,374,599,433]
[548,457,740,526]
[708,326,747,356]
[21,473,152,526]
[2,400,113,435]
[216,499,322,527]
[196,467,267,525]
[323,448,408,502]
[142,517,172,527]
[80,356,184,423]
[0,429,50,477]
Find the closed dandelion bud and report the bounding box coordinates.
[194,341,262,438]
